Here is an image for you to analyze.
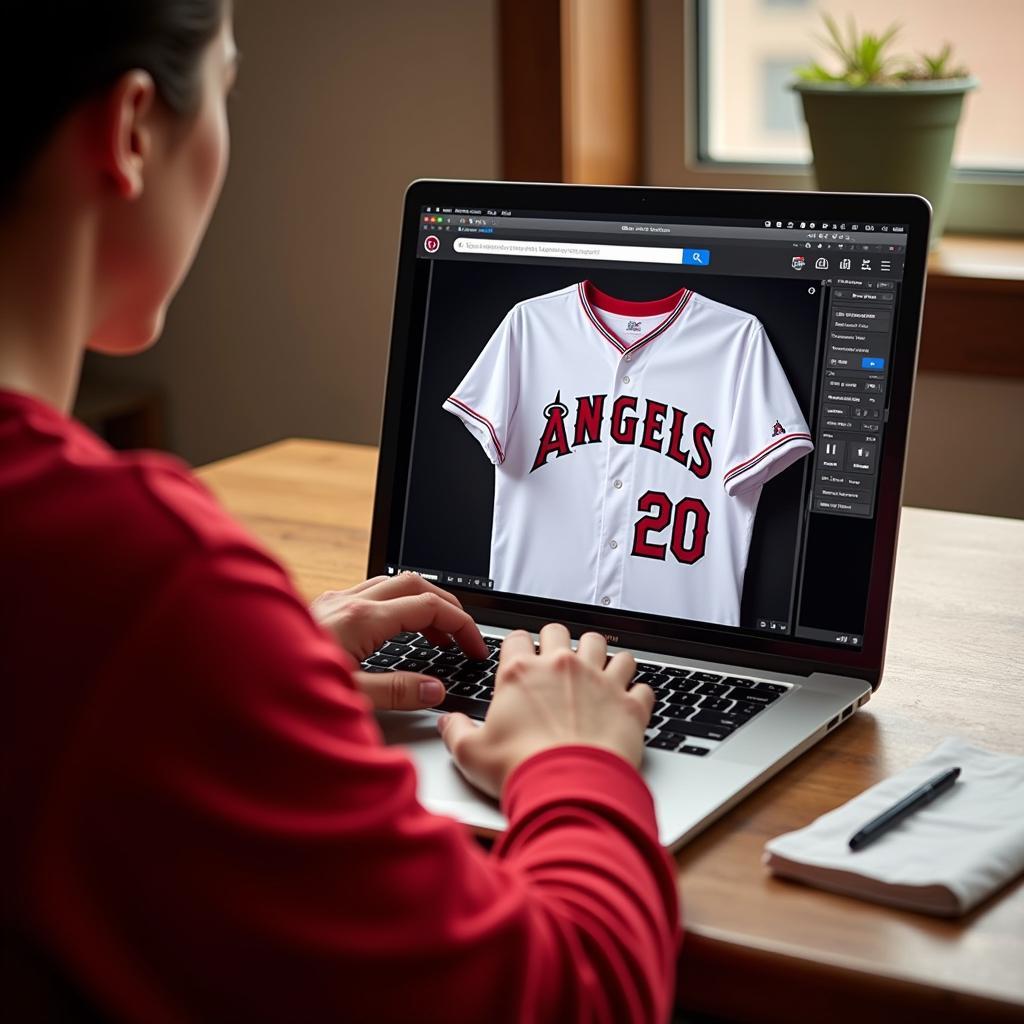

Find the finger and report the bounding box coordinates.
[360,571,464,612]
[353,671,446,710]
[422,625,455,650]
[437,712,497,798]
[336,575,390,596]
[373,593,487,660]
[575,630,608,669]
[538,622,571,654]
[605,649,637,688]
[499,629,536,669]
[626,682,656,723]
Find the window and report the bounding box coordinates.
[641,0,1023,234]
[699,0,1024,172]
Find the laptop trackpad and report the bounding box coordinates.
[376,710,508,832]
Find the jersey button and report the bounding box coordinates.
[624,354,632,362]
[609,539,618,549]
[601,596,611,606]
[613,479,623,489]
[622,375,630,384]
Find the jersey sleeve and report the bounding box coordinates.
[721,322,814,497]
[443,308,520,466]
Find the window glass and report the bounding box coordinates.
[702,0,1024,171]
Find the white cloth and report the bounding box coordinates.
[444,282,812,626]
[763,737,1024,916]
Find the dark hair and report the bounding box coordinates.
[1,1,226,207]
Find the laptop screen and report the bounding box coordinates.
[377,192,918,656]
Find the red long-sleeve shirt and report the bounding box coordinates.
[2,389,680,1022]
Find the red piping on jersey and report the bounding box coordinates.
[446,396,506,464]
[723,432,813,484]
[577,282,692,357]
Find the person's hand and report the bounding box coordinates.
[311,572,488,712]
[438,623,653,798]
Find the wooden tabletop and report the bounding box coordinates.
[197,438,1024,1024]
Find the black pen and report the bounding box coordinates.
[848,766,961,852]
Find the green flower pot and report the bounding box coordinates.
[792,78,977,243]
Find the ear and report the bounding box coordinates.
[100,70,157,200]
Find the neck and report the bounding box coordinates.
[0,196,97,414]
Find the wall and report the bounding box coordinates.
[903,372,1024,519]
[88,0,498,466]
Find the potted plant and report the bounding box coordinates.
[792,16,977,243]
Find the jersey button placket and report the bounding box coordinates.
[600,346,642,608]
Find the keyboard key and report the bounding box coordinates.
[751,681,788,694]
[461,658,492,673]
[424,664,460,681]
[380,642,414,657]
[452,668,487,684]
[434,652,465,669]
[395,658,431,674]
[476,684,494,699]
[689,710,741,730]
[691,671,724,684]
[410,635,436,648]
[660,666,691,679]
[437,693,490,721]
[392,632,417,644]
[634,671,666,688]
[449,681,484,698]
[730,699,761,717]
[700,697,733,712]
[663,690,702,707]
[484,636,502,648]
[637,662,663,673]
[679,721,733,741]
[647,733,683,751]
[694,681,729,697]
[728,687,779,705]
[680,745,710,757]
[722,676,755,688]
[362,666,391,673]
[660,718,732,742]
[365,653,400,667]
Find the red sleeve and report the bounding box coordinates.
[32,542,680,1023]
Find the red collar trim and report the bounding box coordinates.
[577,281,693,356]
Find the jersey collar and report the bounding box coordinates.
[577,281,693,357]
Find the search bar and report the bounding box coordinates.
[452,237,711,266]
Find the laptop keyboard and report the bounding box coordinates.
[361,633,793,757]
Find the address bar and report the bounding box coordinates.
[453,237,684,264]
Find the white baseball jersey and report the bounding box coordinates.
[443,281,813,627]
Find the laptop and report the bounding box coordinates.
[365,181,930,850]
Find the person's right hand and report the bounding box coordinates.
[438,623,654,798]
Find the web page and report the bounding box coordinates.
[387,206,909,649]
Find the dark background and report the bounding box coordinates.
[398,258,821,629]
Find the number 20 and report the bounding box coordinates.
[631,491,709,564]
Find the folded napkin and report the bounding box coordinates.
[763,737,1024,916]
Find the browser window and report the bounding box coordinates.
[384,205,910,649]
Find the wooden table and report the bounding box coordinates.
[197,439,1024,1024]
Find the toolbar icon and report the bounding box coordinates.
[815,257,829,269]
[840,257,851,270]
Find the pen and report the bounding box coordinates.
[848,766,961,852]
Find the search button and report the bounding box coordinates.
[682,248,711,267]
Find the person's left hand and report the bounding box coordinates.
[311,572,488,712]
